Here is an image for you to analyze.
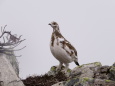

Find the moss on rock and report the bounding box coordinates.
[51,66,56,71]
[67,69,71,73]
[110,66,115,74]
[94,62,102,66]
[77,62,102,68]
[105,80,111,82]
[80,77,91,84]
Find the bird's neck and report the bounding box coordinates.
[53,27,60,32]
[52,29,63,38]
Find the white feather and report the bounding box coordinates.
[50,37,74,63]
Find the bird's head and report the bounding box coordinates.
[48,21,60,31]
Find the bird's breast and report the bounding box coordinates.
[50,38,73,63]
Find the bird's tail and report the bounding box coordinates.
[74,61,80,66]
[74,56,80,66]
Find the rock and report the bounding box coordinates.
[5,52,19,76]
[93,79,115,86]
[65,78,115,86]
[47,66,71,77]
[94,66,110,79]
[0,53,24,86]
[51,62,115,86]
[65,78,80,86]
[71,62,102,78]
[23,62,115,86]
[52,81,66,86]
[109,66,115,81]
[113,62,115,67]
[47,66,57,76]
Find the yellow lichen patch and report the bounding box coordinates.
[67,69,71,73]
[105,80,111,83]
[80,77,89,83]
[80,77,93,84]
[51,66,56,71]
[82,77,90,81]
[94,62,102,66]
[78,65,83,68]
[77,62,101,68]
[110,67,115,72]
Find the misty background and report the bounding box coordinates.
[0,0,115,79]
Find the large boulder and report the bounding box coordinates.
[5,51,19,76]
[53,78,115,86]
[71,62,102,78]
[51,62,115,86]
[0,53,24,86]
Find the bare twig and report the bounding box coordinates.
[19,35,22,40]
[0,25,26,57]
[3,25,7,32]
[1,26,3,33]
[12,46,26,51]
[3,37,5,43]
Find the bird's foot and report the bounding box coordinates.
[56,66,62,72]
[62,68,68,74]
[56,62,63,72]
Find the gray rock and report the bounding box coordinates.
[0,53,24,86]
[71,62,102,78]
[65,77,94,86]
[65,78,79,86]
[65,78,115,86]
[52,62,115,86]
[113,62,115,67]
[47,66,57,76]
[5,52,19,76]
[48,66,71,77]
[94,66,110,79]
[52,81,66,86]
[109,66,115,81]
[94,79,115,86]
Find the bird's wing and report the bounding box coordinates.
[59,38,77,57]
[53,30,77,57]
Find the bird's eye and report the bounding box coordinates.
[53,22,56,25]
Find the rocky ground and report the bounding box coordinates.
[0,51,114,86]
[22,62,115,86]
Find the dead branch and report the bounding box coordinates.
[0,25,26,57]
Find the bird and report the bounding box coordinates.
[49,21,79,73]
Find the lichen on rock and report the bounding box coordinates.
[22,62,115,86]
[109,66,115,81]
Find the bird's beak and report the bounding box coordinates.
[48,23,51,25]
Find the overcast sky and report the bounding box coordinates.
[0,0,115,79]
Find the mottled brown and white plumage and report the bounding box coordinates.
[49,21,79,72]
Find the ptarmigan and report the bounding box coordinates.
[49,21,79,73]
